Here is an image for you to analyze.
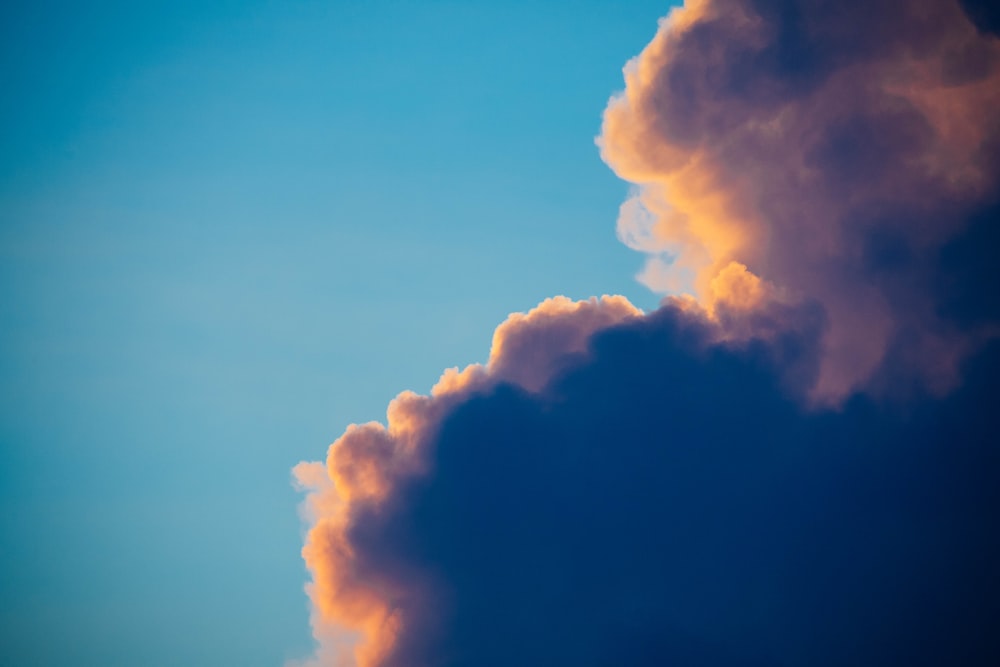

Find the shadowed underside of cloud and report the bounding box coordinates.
[601,0,1000,399]
[295,299,1000,667]
[291,1,1000,665]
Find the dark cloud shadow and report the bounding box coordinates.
[343,306,1000,667]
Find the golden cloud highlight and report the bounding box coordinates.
[599,0,1000,400]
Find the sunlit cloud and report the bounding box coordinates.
[599,0,1000,400]
[291,2,1000,665]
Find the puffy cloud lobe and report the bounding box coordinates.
[600,0,1000,400]
[484,295,641,392]
[294,298,1000,666]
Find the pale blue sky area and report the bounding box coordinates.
[0,2,670,664]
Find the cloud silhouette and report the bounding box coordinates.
[292,1,1000,664]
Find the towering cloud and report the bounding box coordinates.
[291,1,1000,665]
[601,0,1000,399]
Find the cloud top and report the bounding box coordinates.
[600,0,1000,399]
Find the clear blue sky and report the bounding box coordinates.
[0,2,670,664]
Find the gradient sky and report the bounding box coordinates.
[0,2,672,665]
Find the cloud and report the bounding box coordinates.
[599,0,1000,400]
[291,1,1000,664]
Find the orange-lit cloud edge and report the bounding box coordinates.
[288,296,644,667]
[290,1,1000,663]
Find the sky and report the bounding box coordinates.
[3,1,1000,667]
[1,1,670,665]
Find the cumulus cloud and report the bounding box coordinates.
[291,1,1000,664]
[600,0,1000,399]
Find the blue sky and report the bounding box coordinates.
[1,2,671,665]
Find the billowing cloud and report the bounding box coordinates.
[291,1,1000,665]
[600,0,1000,399]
